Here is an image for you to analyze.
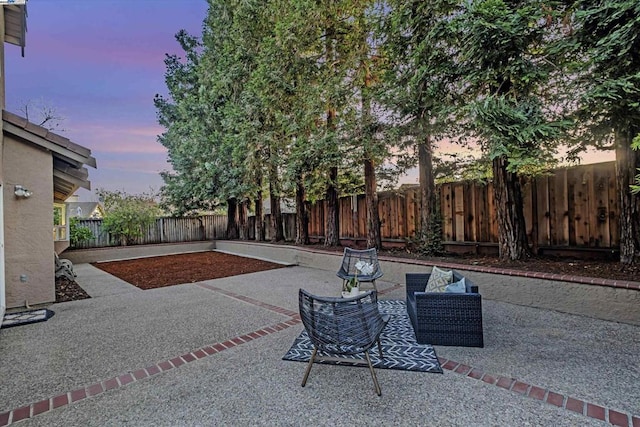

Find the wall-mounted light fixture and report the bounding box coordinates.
[14,185,33,198]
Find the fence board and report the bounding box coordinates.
[389,193,400,239]
[572,166,590,246]
[397,193,406,238]
[463,182,474,242]
[476,183,489,242]
[454,184,465,241]
[550,169,569,245]
[490,183,499,242]
[592,164,611,247]
[607,166,619,247]
[406,188,417,236]
[357,196,366,238]
[521,179,534,244]
[442,184,453,241]
[585,165,597,246]
[535,176,550,246]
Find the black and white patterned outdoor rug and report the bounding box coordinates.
[283,300,442,373]
[2,309,55,329]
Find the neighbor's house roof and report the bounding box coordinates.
[66,201,104,219]
[263,198,296,215]
[4,3,27,54]
[3,110,97,202]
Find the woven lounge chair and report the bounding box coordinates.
[336,247,383,292]
[298,288,390,396]
[406,272,484,347]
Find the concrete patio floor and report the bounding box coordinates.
[0,264,638,426]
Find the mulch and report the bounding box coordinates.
[56,277,91,303]
[91,251,286,290]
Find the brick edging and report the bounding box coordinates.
[439,357,640,427]
[0,316,302,426]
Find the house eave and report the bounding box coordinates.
[4,4,27,53]
[3,110,96,202]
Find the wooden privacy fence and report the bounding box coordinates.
[71,161,621,252]
[308,161,621,250]
[71,215,228,249]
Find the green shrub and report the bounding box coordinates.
[409,206,444,256]
[69,217,94,246]
[98,189,161,246]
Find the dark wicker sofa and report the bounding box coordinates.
[406,271,484,347]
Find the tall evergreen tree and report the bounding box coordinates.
[451,0,571,260]
[381,0,462,253]
[155,30,222,216]
[570,0,640,264]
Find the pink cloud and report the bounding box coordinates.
[97,158,169,175]
[69,123,167,154]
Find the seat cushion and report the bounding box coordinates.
[425,266,453,292]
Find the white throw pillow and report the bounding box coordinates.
[445,277,466,293]
[425,266,453,293]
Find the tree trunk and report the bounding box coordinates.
[295,176,309,245]
[418,138,436,236]
[615,129,640,264]
[493,155,531,260]
[530,177,539,255]
[323,23,339,247]
[324,166,340,246]
[269,181,284,242]
[255,177,264,242]
[364,158,381,249]
[361,49,381,250]
[238,199,249,240]
[226,197,239,239]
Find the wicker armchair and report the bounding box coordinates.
[298,288,390,396]
[336,248,383,292]
[405,272,484,347]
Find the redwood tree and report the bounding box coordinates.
[451,0,570,260]
[381,0,461,252]
[570,0,640,264]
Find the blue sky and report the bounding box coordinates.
[5,0,209,200]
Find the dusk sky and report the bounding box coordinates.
[5,0,209,201]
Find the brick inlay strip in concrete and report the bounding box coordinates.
[196,283,299,317]
[0,317,301,426]
[438,356,639,426]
